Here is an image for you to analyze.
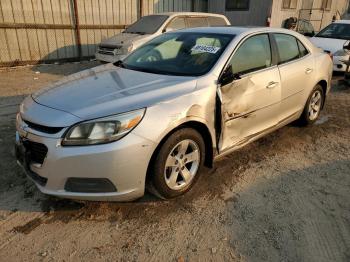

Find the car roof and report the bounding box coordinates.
[333,20,350,24]
[155,12,228,19]
[174,26,296,36]
[172,26,318,51]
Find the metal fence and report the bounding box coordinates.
[0,0,207,66]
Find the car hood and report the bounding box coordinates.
[32,64,197,122]
[310,37,347,53]
[100,32,150,46]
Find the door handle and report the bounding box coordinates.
[266,81,278,89]
[305,68,313,74]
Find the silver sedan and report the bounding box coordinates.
[15,27,333,201]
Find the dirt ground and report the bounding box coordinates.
[0,62,349,262]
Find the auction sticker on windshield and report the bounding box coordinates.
[191,44,220,54]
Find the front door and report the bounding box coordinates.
[218,34,281,153]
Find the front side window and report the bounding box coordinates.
[226,0,250,11]
[282,0,297,9]
[274,34,300,64]
[187,17,208,28]
[166,17,186,31]
[316,23,350,40]
[229,34,272,75]
[125,15,168,35]
[122,32,234,76]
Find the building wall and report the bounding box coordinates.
[270,0,349,31]
[208,0,273,26]
[208,0,349,30]
[0,0,206,66]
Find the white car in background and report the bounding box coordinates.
[95,12,230,63]
[310,20,350,71]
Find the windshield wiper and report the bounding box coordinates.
[114,60,127,68]
[126,31,146,35]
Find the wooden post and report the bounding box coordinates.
[139,0,144,19]
[71,0,82,59]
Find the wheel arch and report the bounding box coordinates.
[145,120,214,184]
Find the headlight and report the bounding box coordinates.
[333,49,347,56]
[127,44,133,53]
[62,109,145,146]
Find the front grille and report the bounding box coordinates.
[98,45,122,55]
[23,120,63,134]
[23,140,48,165]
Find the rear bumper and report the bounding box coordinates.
[15,130,156,201]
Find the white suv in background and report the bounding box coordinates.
[95,12,230,63]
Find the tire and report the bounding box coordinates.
[298,84,324,125]
[150,128,205,199]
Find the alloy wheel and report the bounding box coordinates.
[308,90,322,121]
[164,139,200,190]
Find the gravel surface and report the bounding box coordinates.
[0,63,349,261]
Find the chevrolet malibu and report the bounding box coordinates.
[15,27,333,201]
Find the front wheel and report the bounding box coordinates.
[299,85,324,125]
[150,128,205,199]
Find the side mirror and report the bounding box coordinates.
[219,65,240,86]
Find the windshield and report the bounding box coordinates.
[124,15,168,34]
[316,23,350,40]
[120,32,234,76]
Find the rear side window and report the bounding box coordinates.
[208,16,228,26]
[274,33,300,64]
[166,17,186,31]
[230,34,272,75]
[187,17,208,28]
[297,40,309,57]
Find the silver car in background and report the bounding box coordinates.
[95,12,230,63]
[16,27,332,201]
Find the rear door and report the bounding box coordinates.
[218,33,281,153]
[273,33,315,122]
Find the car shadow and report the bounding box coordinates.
[26,44,101,76]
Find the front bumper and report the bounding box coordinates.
[333,55,350,72]
[95,52,127,63]
[15,129,156,201]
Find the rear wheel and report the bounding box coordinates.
[150,128,205,199]
[299,85,324,125]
